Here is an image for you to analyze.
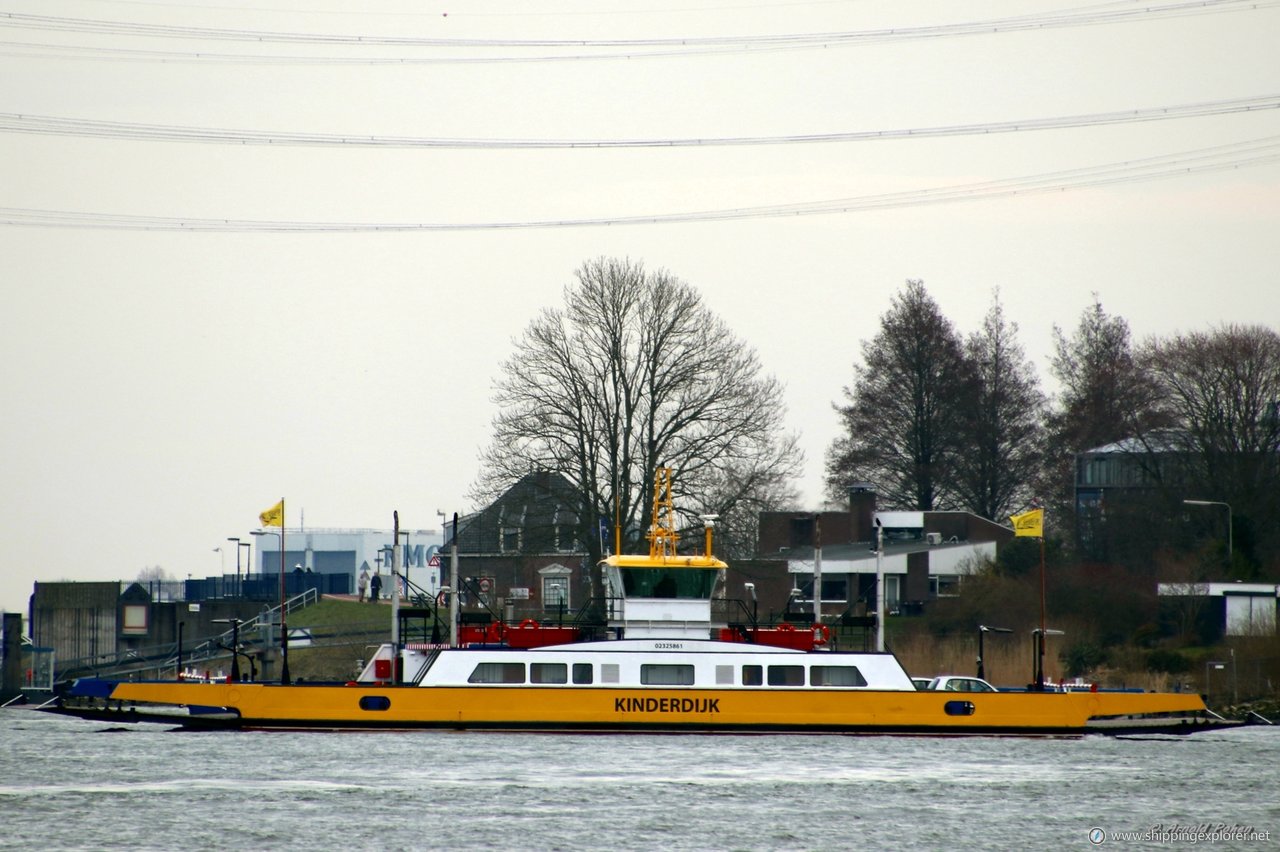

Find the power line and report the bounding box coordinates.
[2,96,1276,148]
[3,95,1277,148]
[2,1,1276,64]
[4,135,1277,232]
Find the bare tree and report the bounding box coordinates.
[952,295,1047,521]
[825,280,969,510]
[1039,297,1168,550]
[1047,296,1166,454]
[136,565,172,583]
[478,257,803,571]
[1143,323,1280,575]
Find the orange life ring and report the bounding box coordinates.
[812,624,830,645]
[518,618,540,629]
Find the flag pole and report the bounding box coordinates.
[279,497,290,685]
[1037,534,1046,691]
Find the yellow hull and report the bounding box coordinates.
[92,681,1212,735]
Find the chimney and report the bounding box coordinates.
[847,483,877,543]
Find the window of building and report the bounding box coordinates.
[742,665,763,686]
[543,575,570,610]
[120,604,149,636]
[767,665,805,686]
[572,663,593,684]
[601,663,620,684]
[531,663,567,684]
[794,577,849,604]
[810,666,867,687]
[500,527,521,553]
[467,662,526,684]
[641,664,695,686]
[930,575,962,598]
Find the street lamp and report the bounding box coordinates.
[238,541,251,597]
[1204,660,1226,706]
[213,617,244,682]
[227,537,242,599]
[250,529,289,684]
[1183,500,1232,564]
[977,625,1012,681]
[1031,627,1065,691]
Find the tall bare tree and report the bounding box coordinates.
[1143,324,1280,575]
[1047,297,1166,454]
[478,257,802,570]
[952,296,1047,521]
[1039,297,1168,551]
[825,280,969,510]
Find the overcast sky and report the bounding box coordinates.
[2,0,1278,618]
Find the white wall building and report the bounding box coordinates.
[253,528,444,597]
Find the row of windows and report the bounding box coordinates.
[466,661,868,688]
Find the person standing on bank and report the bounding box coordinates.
[369,571,382,603]
[358,568,369,602]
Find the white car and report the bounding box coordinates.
[925,675,999,693]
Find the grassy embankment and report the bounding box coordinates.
[283,598,393,681]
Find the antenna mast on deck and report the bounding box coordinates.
[647,467,677,559]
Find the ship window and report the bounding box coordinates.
[619,567,719,598]
[810,666,868,687]
[715,665,733,685]
[573,663,593,684]
[742,665,763,686]
[467,662,526,684]
[531,663,567,684]
[602,663,620,684]
[641,664,694,686]
[359,696,391,711]
[767,665,805,686]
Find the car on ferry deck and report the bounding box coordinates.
[925,676,998,693]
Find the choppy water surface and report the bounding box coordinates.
[3,710,1278,850]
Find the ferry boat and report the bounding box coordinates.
[51,471,1222,736]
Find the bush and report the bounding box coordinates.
[1145,648,1192,674]
[1060,641,1110,678]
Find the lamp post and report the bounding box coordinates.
[1031,628,1064,690]
[250,529,289,684]
[1204,660,1226,706]
[239,541,251,597]
[1183,500,1232,565]
[213,617,244,682]
[977,625,1012,681]
[227,537,242,599]
[874,518,885,653]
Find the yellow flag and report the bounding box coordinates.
[1010,508,1044,538]
[259,499,284,527]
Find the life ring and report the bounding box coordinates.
[518,618,540,629]
[812,624,830,645]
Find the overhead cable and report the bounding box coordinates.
[2,95,1277,148]
[3,135,1277,232]
[1,1,1277,64]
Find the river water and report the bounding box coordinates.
[2,709,1278,851]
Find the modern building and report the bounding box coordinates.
[739,485,1013,620]
[192,528,444,602]
[1157,582,1278,638]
